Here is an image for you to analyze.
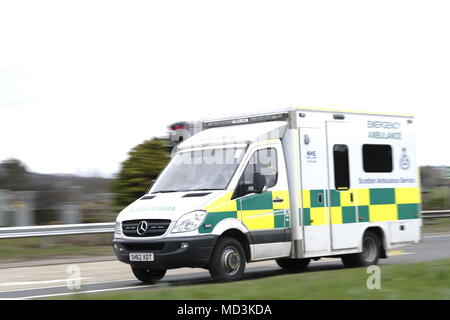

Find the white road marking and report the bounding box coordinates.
[0,278,136,294]
[0,277,90,287]
[21,284,164,300]
[423,234,450,239]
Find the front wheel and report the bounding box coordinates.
[208,237,246,282]
[341,230,381,268]
[131,267,166,284]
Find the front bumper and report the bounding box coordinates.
[112,235,218,269]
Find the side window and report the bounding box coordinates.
[362,144,393,173]
[333,144,350,190]
[234,148,278,198]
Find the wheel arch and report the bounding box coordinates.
[360,225,388,259]
[210,218,252,262]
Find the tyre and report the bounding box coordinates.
[276,258,310,272]
[208,237,246,282]
[131,267,166,284]
[341,230,381,268]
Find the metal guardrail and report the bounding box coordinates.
[0,211,448,239]
[421,210,450,219]
[0,222,114,239]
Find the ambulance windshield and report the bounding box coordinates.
[151,147,246,193]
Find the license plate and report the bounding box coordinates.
[129,253,154,262]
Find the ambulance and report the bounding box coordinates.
[112,108,421,283]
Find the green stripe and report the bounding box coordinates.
[370,188,395,205]
[274,210,285,228]
[397,204,420,220]
[329,190,341,207]
[358,206,369,222]
[342,206,356,223]
[310,190,326,208]
[302,208,311,226]
[238,191,273,210]
[198,211,237,234]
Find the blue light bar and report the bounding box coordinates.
[203,112,288,129]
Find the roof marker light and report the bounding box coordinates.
[333,114,345,120]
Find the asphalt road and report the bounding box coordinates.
[0,233,449,299]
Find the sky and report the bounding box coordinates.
[1,0,450,177]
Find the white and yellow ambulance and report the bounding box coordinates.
[113,108,421,283]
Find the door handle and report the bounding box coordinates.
[318,193,323,204]
[350,192,354,203]
[273,197,284,203]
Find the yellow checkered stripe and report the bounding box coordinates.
[300,187,421,226]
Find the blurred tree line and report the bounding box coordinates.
[0,159,29,191]
[420,166,450,210]
[0,158,115,224]
[0,159,112,194]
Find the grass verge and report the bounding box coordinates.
[58,258,450,300]
[0,235,114,262]
[423,218,450,234]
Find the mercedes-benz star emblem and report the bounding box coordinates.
[137,221,148,236]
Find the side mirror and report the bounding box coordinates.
[253,173,268,194]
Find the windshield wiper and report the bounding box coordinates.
[153,188,222,193]
[152,190,184,193]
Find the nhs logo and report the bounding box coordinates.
[306,151,317,163]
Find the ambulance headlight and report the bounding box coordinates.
[171,210,207,233]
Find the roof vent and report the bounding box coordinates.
[182,192,211,198]
[141,195,156,200]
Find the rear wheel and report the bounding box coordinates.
[276,258,310,272]
[131,267,166,284]
[209,237,246,282]
[341,230,381,268]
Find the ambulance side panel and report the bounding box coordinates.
[352,115,421,248]
[295,110,421,259]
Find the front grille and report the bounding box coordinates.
[122,219,171,237]
[121,242,165,252]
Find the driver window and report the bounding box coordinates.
[234,148,278,198]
